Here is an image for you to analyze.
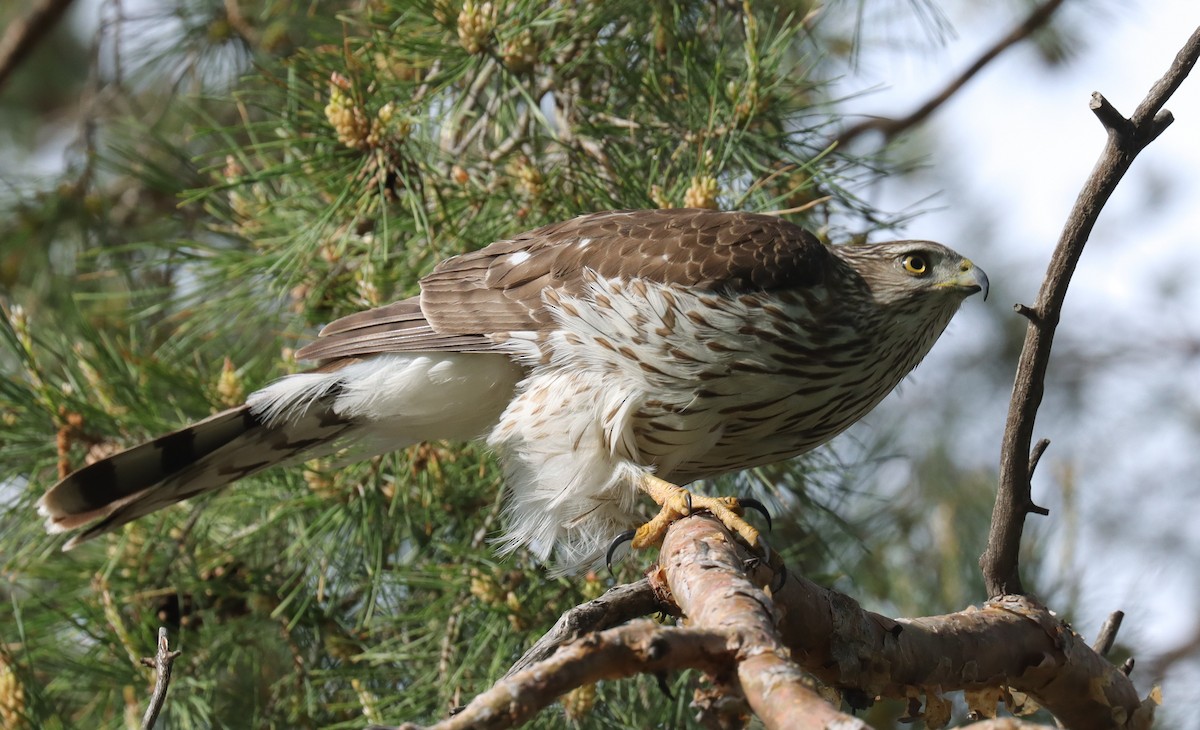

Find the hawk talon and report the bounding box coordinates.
[771,564,788,593]
[654,672,674,700]
[606,529,637,574]
[738,498,773,532]
[756,534,772,567]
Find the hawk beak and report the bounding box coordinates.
[951,261,989,301]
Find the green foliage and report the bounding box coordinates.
[0,1,1035,728]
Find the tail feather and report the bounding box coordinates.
[39,352,523,549]
[38,403,356,549]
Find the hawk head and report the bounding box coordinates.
[837,240,989,306]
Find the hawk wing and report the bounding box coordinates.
[295,209,829,362]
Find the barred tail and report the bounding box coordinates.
[38,403,356,549]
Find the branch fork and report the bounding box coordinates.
[981,25,1200,598]
[387,517,1156,729]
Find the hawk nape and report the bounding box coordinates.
[40,208,988,573]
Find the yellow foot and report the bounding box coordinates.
[630,474,762,550]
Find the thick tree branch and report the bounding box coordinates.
[394,517,1156,729]
[659,518,1154,730]
[657,520,869,730]
[834,0,1066,147]
[981,25,1200,597]
[0,0,77,92]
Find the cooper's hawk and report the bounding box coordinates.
[39,208,987,573]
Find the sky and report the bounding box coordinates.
[832,1,1200,721]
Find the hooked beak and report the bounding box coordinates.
[951,260,989,301]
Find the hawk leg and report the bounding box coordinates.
[631,474,762,550]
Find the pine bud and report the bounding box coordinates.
[222,154,244,181]
[511,157,544,198]
[561,683,597,721]
[0,654,25,730]
[683,174,719,209]
[457,1,496,54]
[649,184,673,209]
[325,73,371,149]
[432,0,456,25]
[352,678,383,726]
[501,30,537,73]
[7,304,30,352]
[469,570,503,605]
[216,357,245,407]
[365,102,412,148]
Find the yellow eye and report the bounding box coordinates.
[902,254,929,275]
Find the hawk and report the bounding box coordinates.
[39,209,987,573]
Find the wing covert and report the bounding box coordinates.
[298,209,830,362]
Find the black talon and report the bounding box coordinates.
[606,529,637,575]
[654,672,674,699]
[739,498,772,532]
[771,564,788,593]
[683,491,693,515]
[757,535,772,567]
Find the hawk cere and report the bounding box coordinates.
[40,209,988,572]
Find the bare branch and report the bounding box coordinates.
[503,578,664,678]
[140,627,182,730]
[1026,438,1051,480]
[834,0,1066,148]
[0,0,77,92]
[1013,303,1039,322]
[666,518,1151,730]
[387,517,1156,729]
[981,24,1200,597]
[1089,93,1132,136]
[387,621,732,730]
[1092,611,1125,657]
[1025,439,1052,516]
[658,519,868,730]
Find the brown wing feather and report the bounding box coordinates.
[297,209,829,362]
[295,298,493,361]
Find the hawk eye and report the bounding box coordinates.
[902,254,929,276]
